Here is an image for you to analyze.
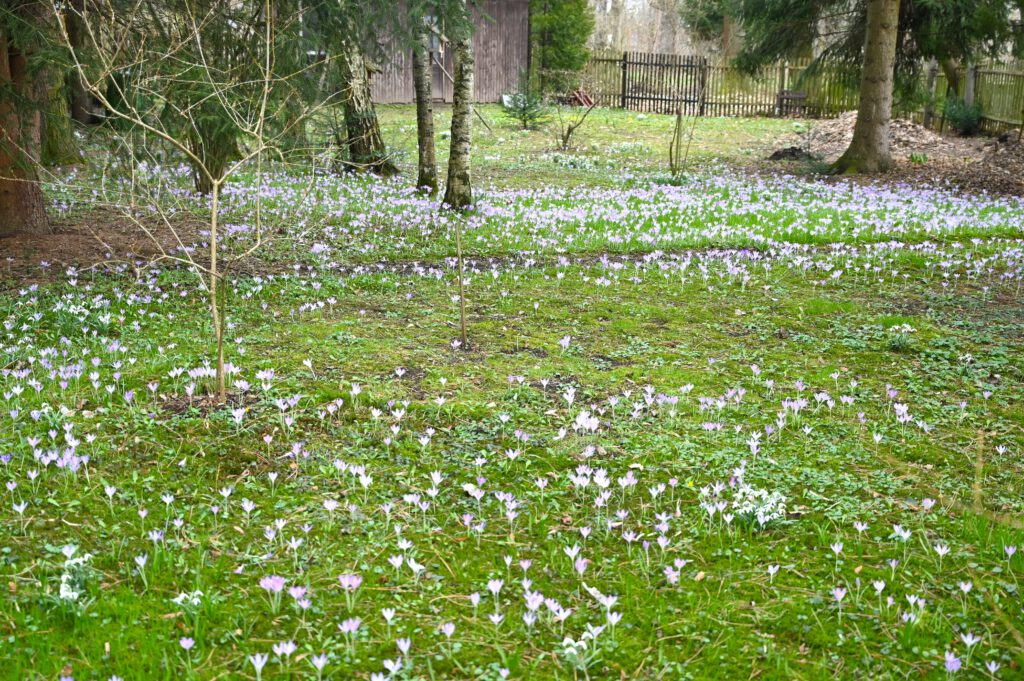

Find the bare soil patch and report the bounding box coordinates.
[0,207,202,284]
[160,390,258,418]
[771,111,1024,197]
[802,112,978,162]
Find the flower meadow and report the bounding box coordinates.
[4,130,1024,679]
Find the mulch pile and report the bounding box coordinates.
[770,110,1024,197]
[801,111,967,161]
[950,133,1024,196]
[767,146,816,162]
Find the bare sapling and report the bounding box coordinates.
[56,0,338,403]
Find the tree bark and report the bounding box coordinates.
[0,5,50,237]
[655,2,678,53]
[42,66,79,166]
[940,58,960,100]
[412,25,438,195]
[722,13,739,60]
[66,0,92,124]
[281,95,308,160]
[339,41,397,176]
[833,0,900,174]
[443,20,474,210]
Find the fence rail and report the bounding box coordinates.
[583,50,1024,132]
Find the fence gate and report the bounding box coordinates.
[621,53,708,115]
[587,50,1024,129]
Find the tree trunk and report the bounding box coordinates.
[339,42,397,176]
[443,22,474,210]
[833,0,900,174]
[722,13,739,60]
[280,96,308,160]
[0,8,50,237]
[66,0,92,124]
[412,26,438,195]
[922,60,938,128]
[940,58,960,100]
[42,66,79,166]
[655,4,678,53]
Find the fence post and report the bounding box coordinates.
[776,62,788,116]
[699,57,707,117]
[620,52,628,109]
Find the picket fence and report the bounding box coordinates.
[583,50,1024,133]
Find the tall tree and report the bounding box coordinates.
[443,3,473,210]
[835,0,900,172]
[339,41,398,175]
[411,20,438,194]
[0,0,50,236]
[530,0,595,94]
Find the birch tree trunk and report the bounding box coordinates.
[833,0,900,174]
[443,22,474,210]
[0,3,50,236]
[339,41,397,176]
[412,25,438,195]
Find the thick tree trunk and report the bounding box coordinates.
[443,24,474,210]
[412,26,438,195]
[69,71,91,125]
[42,67,79,166]
[833,0,900,174]
[0,10,50,237]
[655,4,678,54]
[339,42,397,176]
[722,13,739,60]
[281,96,308,160]
[940,58,960,100]
[66,0,92,124]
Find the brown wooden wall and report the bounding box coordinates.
[370,0,529,104]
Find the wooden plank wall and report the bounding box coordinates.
[370,0,529,104]
[370,33,415,104]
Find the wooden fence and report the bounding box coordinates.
[584,52,709,114]
[583,50,1024,132]
[584,51,858,118]
[967,65,1024,133]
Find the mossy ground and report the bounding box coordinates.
[1,106,1022,681]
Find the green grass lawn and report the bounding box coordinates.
[376,104,800,187]
[1,106,1023,680]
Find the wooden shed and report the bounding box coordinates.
[370,0,530,104]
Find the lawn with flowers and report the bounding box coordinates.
[2,107,1024,680]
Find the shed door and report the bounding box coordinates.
[430,48,454,103]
